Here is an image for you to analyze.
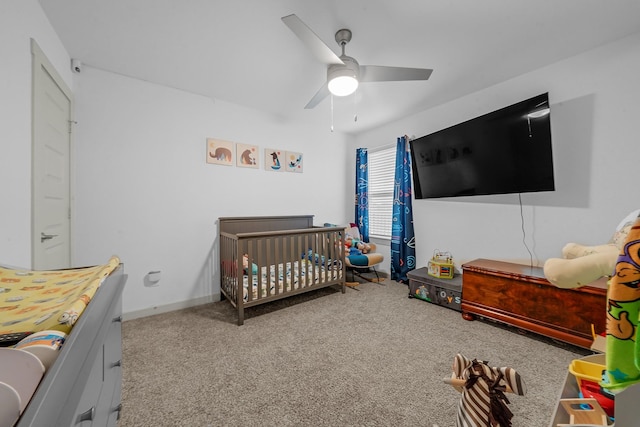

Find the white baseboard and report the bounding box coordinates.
[122,293,221,321]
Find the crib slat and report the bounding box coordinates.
[292,235,299,290]
[286,235,292,292]
[315,233,320,287]
[246,239,253,303]
[320,234,325,282]
[255,238,262,300]
[324,232,331,282]
[329,231,338,280]
[272,237,279,296]
[264,238,271,297]
[306,233,311,287]
[297,234,304,288]
[262,237,271,298]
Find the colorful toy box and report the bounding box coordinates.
[408,267,462,312]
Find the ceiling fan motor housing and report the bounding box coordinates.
[327,56,360,81]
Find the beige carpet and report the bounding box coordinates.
[119,279,588,427]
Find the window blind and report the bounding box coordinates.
[368,146,396,239]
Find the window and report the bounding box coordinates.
[368,146,396,239]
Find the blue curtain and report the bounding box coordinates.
[355,148,369,240]
[391,136,416,283]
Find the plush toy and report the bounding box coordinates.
[449,354,526,427]
[345,235,371,254]
[359,240,372,253]
[242,254,258,275]
[601,215,640,393]
[344,236,359,255]
[543,209,639,288]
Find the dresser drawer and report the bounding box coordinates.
[92,311,123,426]
[72,347,104,426]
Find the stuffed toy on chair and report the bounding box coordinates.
[345,235,371,255]
[543,209,639,288]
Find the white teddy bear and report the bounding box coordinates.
[544,209,639,288]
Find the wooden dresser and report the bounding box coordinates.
[461,259,607,349]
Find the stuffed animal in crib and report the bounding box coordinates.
[543,209,639,288]
[242,254,258,275]
[450,354,526,427]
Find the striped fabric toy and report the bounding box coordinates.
[452,354,527,427]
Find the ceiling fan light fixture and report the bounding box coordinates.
[327,62,359,96]
[328,75,358,96]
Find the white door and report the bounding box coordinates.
[31,39,73,270]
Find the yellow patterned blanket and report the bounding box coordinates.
[0,256,120,335]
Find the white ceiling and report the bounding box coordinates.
[38,0,640,135]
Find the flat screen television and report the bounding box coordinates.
[409,93,555,199]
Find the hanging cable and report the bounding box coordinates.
[330,94,334,132]
[518,193,534,268]
[354,89,358,122]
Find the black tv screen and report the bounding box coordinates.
[409,93,555,199]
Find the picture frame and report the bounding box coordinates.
[285,151,303,173]
[236,143,259,168]
[264,148,284,172]
[206,138,234,166]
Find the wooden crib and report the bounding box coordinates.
[219,216,346,325]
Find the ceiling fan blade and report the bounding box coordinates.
[304,84,330,109]
[360,65,433,82]
[282,14,344,65]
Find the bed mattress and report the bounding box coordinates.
[225,259,342,302]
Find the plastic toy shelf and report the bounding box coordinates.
[549,353,640,426]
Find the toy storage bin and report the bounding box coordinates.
[550,353,640,426]
[568,354,606,388]
[407,267,462,312]
[567,353,613,419]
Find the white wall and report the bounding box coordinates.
[354,32,640,273]
[0,0,73,266]
[73,68,352,316]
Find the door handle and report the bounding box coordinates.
[40,232,58,242]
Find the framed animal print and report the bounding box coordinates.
[285,151,303,173]
[236,144,259,168]
[265,148,284,172]
[206,138,234,166]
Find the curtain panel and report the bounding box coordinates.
[355,148,369,241]
[391,136,416,283]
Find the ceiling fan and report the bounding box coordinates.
[282,14,433,109]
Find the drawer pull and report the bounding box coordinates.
[78,406,95,422]
[114,403,123,420]
[111,359,122,368]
